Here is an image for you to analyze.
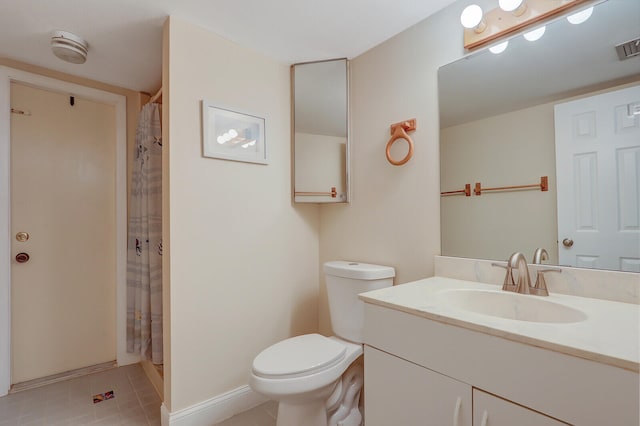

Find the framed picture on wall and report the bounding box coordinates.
[202,101,267,164]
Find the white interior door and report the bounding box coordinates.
[555,84,640,272]
[10,82,117,384]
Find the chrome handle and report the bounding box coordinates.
[481,410,489,426]
[453,396,462,426]
[562,238,574,247]
[15,252,30,263]
[531,268,561,296]
[492,262,516,291]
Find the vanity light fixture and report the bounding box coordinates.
[489,41,509,54]
[523,26,546,41]
[499,0,527,16]
[566,6,593,24]
[461,0,595,50]
[460,5,486,33]
[216,128,257,148]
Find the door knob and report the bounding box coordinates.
[562,238,574,247]
[15,252,30,263]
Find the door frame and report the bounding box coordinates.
[0,67,136,396]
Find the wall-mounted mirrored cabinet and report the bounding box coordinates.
[292,58,349,203]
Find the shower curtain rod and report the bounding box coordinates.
[148,87,162,104]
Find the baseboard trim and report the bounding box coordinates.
[141,360,164,400]
[161,385,269,426]
[10,361,117,393]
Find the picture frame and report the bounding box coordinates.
[202,101,267,164]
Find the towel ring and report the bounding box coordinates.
[386,119,416,166]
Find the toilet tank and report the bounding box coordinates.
[324,261,395,343]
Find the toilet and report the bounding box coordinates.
[249,261,395,426]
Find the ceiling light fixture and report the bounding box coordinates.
[50,30,88,64]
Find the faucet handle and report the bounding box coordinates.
[532,248,549,264]
[531,268,562,296]
[491,262,516,292]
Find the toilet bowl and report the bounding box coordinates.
[250,335,363,425]
[249,261,395,426]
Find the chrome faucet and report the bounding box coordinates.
[532,248,549,264]
[492,251,560,296]
[508,252,532,294]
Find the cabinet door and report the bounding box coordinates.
[473,389,568,426]
[364,346,471,426]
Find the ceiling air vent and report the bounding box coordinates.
[615,37,640,60]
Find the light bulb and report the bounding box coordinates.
[461,5,485,32]
[229,129,238,138]
[217,135,226,144]
[499,0,526,15]
[567,7,593,24]
[523,26,546,41]
[489,41,509,54]
[499,0,523,12]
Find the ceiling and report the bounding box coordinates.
[1,0,457,94]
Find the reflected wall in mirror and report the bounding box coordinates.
[439,0,640,272]
[292,58,349,203]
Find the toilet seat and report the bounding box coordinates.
[253,334,347,379]
[249,335,363,400]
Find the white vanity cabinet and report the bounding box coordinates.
[365,346,566,426]
[473,389,566,426]
[364,346,471,426]
[362,300,639,425]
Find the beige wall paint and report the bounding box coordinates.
[317,3,467,333]
[163,17,320,411]
[441,103,558,263]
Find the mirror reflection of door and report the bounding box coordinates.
[293,59,349,203]
[555,84,640,272]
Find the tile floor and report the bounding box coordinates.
[216,401,277,426]
[0,364,161,425]
[0,364,277,425]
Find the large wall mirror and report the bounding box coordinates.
[292,58,349,203]
[439,0,639,272]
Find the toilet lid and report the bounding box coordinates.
[252,334,346,378]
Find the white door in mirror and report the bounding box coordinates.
[555,85,640,272]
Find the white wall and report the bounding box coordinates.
[163,17,320,411]
[441,102,558,263]
[318,2,467,333]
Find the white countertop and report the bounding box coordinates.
[359,277,640,372]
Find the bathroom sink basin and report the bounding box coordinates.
[434,289,588,324]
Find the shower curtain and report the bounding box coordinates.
[127,102,163,364]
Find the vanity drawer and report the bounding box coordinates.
[473,389,568,426]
